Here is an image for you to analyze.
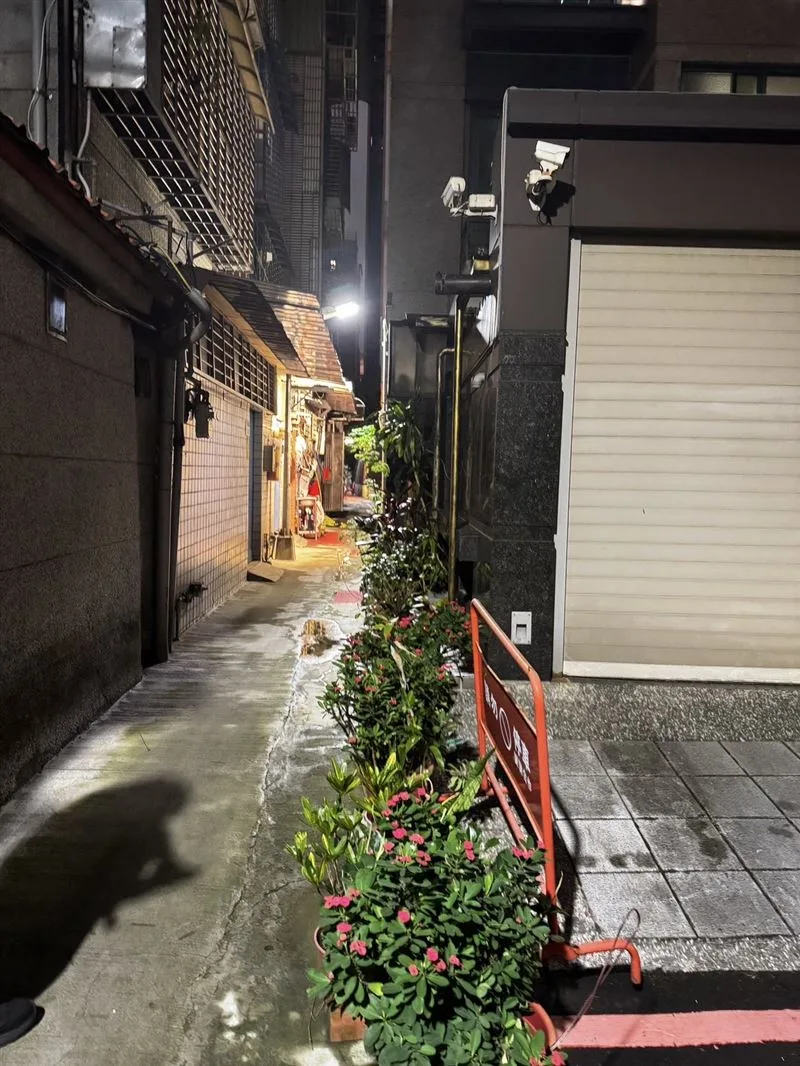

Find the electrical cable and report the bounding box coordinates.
[0,216,157,332]
[74,91,92,199]
[27,0,58,136]
[550,907,642,1051]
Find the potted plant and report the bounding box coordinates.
[307,791,564,1066]
[320,626,457,775]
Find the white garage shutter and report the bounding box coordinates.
[558,244,800,683]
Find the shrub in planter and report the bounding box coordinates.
[359,511,445,619]
[321,629,457,773]
[308,791,562,1066]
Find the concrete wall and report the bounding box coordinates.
[0,233,145,803]
[385,0,465,319]
[647,0,800,91]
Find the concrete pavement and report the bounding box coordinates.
[0,542,366,1066]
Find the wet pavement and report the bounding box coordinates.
[0,540,367,1066]
[1,543,798,1064]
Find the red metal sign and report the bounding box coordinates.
[481,664,546,847]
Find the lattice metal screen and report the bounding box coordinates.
[196,311,277,412]
[94,0,255,272]
[161,0,254,268]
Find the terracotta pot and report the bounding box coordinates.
[313,928,368,1043]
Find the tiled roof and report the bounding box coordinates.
[0,112,177,289]
[253,282,349,388]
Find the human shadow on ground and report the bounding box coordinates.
[0,777,195,999]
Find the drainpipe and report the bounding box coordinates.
[153,328,179,663]
[31,0,46,147]
[431,346,454,530]
[447,302,464,601]
[153,289,211,662]
[281,373,292,532]
[168,290,211,647]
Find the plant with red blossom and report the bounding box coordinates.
[309,791,558,1065]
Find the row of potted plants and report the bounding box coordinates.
[291,408,565,1064]
[288,589,566,1065]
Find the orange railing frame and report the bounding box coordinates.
[469,599,642,1050]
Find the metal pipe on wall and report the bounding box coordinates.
[447,303,464,601]
[153,335,179,663]
[31,0,47,147]
[432,346,454,529]
[281,373,292,532]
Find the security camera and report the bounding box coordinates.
[442,176,467,212]
[525,140,570,213]
[534,140,570,173]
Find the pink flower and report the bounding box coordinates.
[409,833,425,845]
[398,791,410,801]
[336,922,352,934]
[512,846,535,861]
[384,841,395,853]
[324,895,350,909]
[416,850,432,867]
[463,841,476,861]
[347,736,358,746]
[435,960,447,973]
[396,855,413,865]
[415,787,428,799]
[397,909,412,925]
[408,964,420,976]
[350,940,368,957]
[552,1054,566,1066]
[425,947,439,963]
[449,955,461,968]
[392,827,408,840]
[382,808,394,819]
[414,648,423,657]
[389,697,397,706]
[387,795,400,808]
[398,617,412,629]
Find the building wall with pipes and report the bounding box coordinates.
[0,230,153,804]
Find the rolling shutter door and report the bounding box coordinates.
[561,244,800,682]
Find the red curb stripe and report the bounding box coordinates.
[555,1010,800,1048]
[332,590,362,604]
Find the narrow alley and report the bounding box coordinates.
[0,545,368,1066]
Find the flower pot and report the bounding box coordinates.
[313,928,368,1044]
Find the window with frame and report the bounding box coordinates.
[681,67,800,95]
[194,312,277,413]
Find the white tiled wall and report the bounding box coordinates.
[176,381,250,634]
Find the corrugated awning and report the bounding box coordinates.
[196,271,308,375]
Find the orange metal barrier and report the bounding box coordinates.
[469,599,642,1049]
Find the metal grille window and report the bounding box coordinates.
[195,312,277,412]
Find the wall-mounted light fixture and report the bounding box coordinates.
[46,274,67,339]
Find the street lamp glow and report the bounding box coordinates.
[324,300,360,321]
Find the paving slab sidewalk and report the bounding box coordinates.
[456,685,800,973]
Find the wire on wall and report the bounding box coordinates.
[27,0,59,138]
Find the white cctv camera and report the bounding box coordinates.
[534,140,570,172]
[442,176,467,212]
[525,140,570,213]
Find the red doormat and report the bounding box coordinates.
[306,530,346,547]
[333,590,362,604]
